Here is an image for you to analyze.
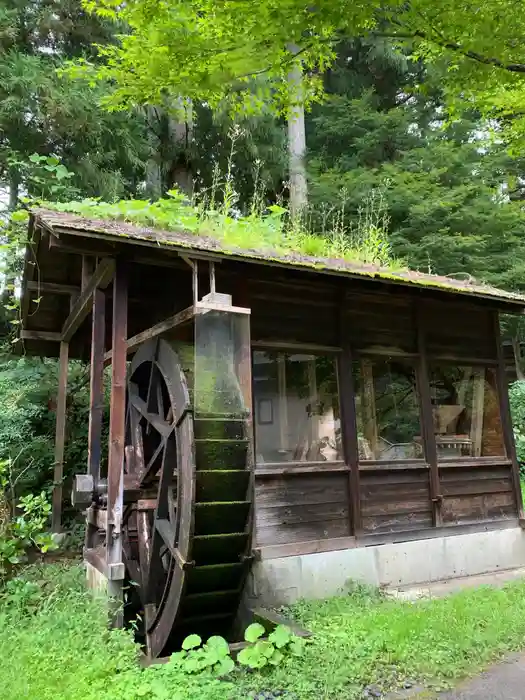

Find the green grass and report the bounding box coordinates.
[43,191,400,270]
[4,565,525,700]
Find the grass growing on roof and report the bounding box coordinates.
[4,564,525,699]
[43,184,403,270]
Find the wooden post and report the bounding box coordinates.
[106,261,128,619]
[277,354,288,454]
[493,311,525,520]
[52,341,69,532]
[338,303,362,535]
[415,302,442,527]
[361,359,378,457]
[81,255,94,292]
[88,289,106,482]
[471,368,486,457]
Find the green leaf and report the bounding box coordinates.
[215,656,235,676]
[255,640,274,658]
[205,635,230,657]
[10,210,29,223]
[289,638,306,657]
[268,624,292,649]
[237,646,259,668]
[244,622,265,643]
[182,633,202,650]
[268,649,284,666]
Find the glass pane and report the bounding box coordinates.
[429,365,505,459]
[194,308,251,418]
[354,357,423,461]
[253,351,341,464]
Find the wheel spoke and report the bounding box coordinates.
[139,437,167,484]
[129,392,173,438]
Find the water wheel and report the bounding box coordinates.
[121,337,253,658]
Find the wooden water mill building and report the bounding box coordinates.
[19,209,525,657]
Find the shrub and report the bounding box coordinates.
[509,380,525,471]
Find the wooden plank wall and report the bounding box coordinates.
[255,473,350,546]
[439,463,515,524]
[359,467,433,534]
[248,277,339,346]
[345,291,416,352]
[424,300,496,359]
[244,269,518,551]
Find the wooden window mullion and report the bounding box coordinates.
[415,301,442,527]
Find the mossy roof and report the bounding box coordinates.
[32,209,525,308]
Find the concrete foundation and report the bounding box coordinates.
[248,526,525,606]
[86,560,109,593]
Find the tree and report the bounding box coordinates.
[86,0,525,142]
[0,0,149,205]
[287,44,308,218]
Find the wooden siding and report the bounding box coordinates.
[255,473,350,546]
[248,277,339,347]
[248,275,518,550]
[359,466,433,534]
[345,291,416,353]
[439,463,515,524]
[423,300,496,360]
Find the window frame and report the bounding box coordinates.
[425,356,508,463]
[251,343,344,472]
[352,351,428,466]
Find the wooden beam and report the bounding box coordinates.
[20,330,61,342]
[416,301,442,527]
[81,256,95,291]
[255,463,347,477]
[26,281,80,296]
[52,341,69,532]
[338,304,362,535]
[255,536,357,560]
[61,258,115,342]
[87,289,106,482]
[104,305,195,363]
[49,232,116,257]
[106,260,128,621]
[20,219,41,327]
[493,311,525,520]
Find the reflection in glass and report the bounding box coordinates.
[253,351,341,464]
[354,358,423,461]
[429,365,505,459]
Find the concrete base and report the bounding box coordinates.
[247,526,525,606]
[85,561,124,626]
[86,560,109,594]
[389,566,525,601]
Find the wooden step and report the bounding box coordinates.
[196,470,250,503]
[181,588,240,616]
[194,417,246,441]
[186,562,244,593]
[192,532,249,565]
[194,501,251,535]
[195,439,249,470]
[173,612,234,645]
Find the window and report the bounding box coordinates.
[429,365,505,459]
[252,350,341,464]
[354,357,423,461]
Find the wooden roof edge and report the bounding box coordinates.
[29,210,525,309]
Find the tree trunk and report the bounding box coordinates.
[8,169,19,211]
[512,336,525,381]
[287,44,307,221]
[145,158,162,200]
[170,98,193,198]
